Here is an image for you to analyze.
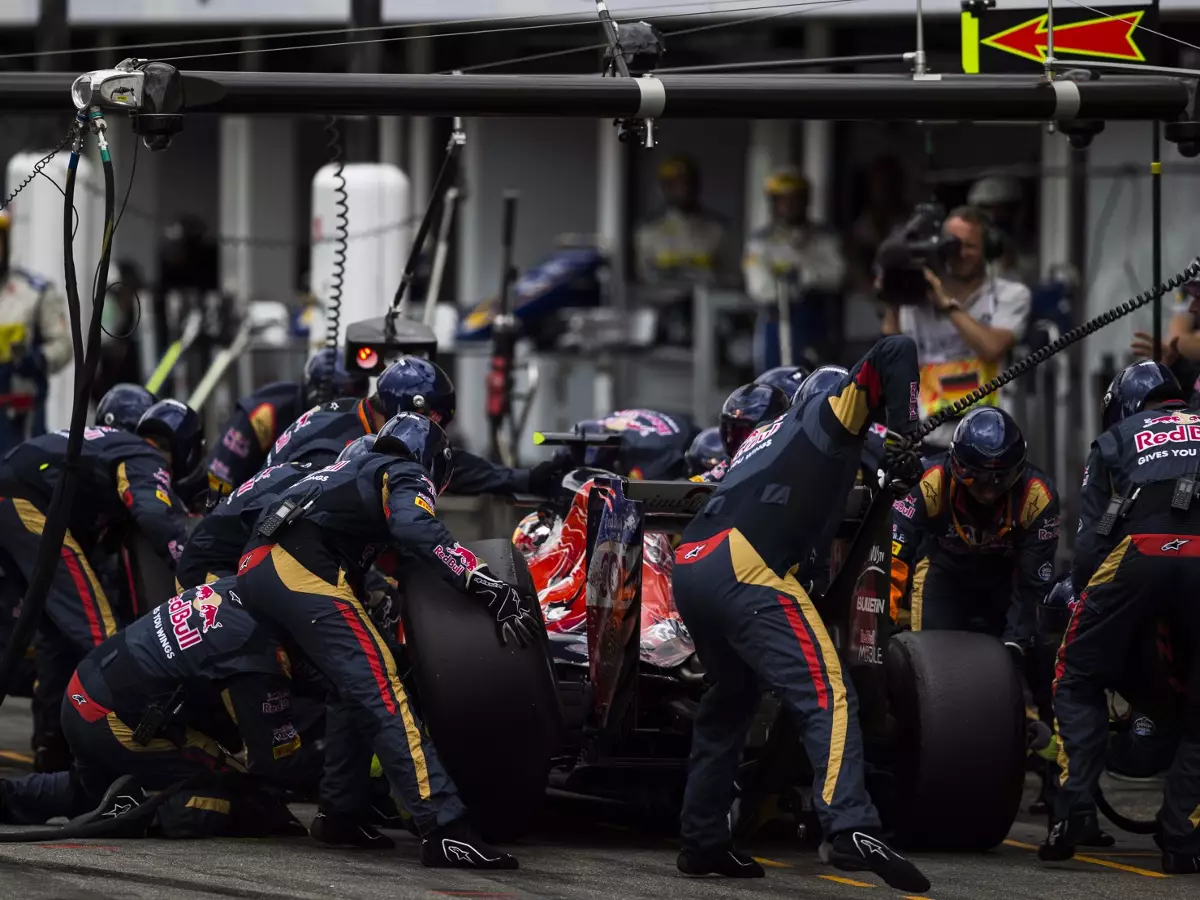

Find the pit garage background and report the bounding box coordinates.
[2,0,1199,555]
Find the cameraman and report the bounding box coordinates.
[880,206,1031,445]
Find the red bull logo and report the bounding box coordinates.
[191,584,223,633]
[434,542,480,576]
[1134,423,1200,453]
[167,593,202,651]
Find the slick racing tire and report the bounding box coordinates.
[128,530,180,607]
[401,538,560,841]
[885,630,1025,851]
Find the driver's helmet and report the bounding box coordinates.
[685,427,727,477]
[1101,360,1184,431]
[948,407,1026,504]
[792,365,848,409]
[1039,573,1075,642]
[754,365,811,404]
[718,383,790,457]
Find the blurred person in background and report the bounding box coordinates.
[634,155,734,288]
[743,167,846,369]
[154,215,219,357]
[967,175,1039,287]
[0,209,72,454]
[881,206,1031,448]
[1130,274,1200,402]
[847,155,909,293]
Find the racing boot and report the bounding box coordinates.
[677,847,765,878]
[420,818,518,869]
[1038,811,1102,861]
[310,809,396,849]
[1162,849,1200,874]
[66,775,152,837]
[822,830,930,893]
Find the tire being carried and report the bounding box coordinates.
[885,630,1025,851]
[400,538,560,840]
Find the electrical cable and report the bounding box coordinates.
[915,257,1200,441]
[452,0,864,73]
[0,0,800,63]
[1094,783,1160,835]
[0,131,74,212]
[324,116,348,402]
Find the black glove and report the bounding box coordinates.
[467,567,538,648]
[882,443,924,492]
[527,459,566,497]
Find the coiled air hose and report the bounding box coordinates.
[914,257,1200,442]
[0,111,117,713]
[0,130,74,212]
[323,115,348,402]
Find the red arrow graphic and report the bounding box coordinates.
[982,11,1145,64]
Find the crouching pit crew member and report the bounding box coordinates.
[0,577,317,837]
[204,347,368,498]
[0,399,202,772]
[237,412,536,868]
[671,335,929,891]
[889,407,1059,652]
[267,355,562,498]
[1041,361,1200,872]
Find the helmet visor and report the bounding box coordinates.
[950,455,1022,502]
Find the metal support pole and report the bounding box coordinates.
[1152,122,1163,361]
[914,0,927,76]
[1045,0,1055,78]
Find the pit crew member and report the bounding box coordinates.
[0,578,317,836]
[237,413,533,868]
[266,356,561,498]
[671,335,929,890]
[888,407,1059,652]
[1041,360,1200,872]
[0,399,202,772]
[685,427,727,480]
[94,383,157,432]
[755,364,811,403]
[688,385,790,485]
[204,347,368,498]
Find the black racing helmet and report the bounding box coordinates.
[374,412,454,494]
[685,426,728,477]
[755,365,812,403]
[95,383,157,432]
[304,347,370,405]
[792,365,848,409]
[948,407,1027,503]
[373,357,456,428]
[136,399,205,480]
[1101,360,1185,431]
[718,383,790,457]
[336,434,378,464]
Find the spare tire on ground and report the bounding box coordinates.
[400,538,561,840]
[885,630,1025,851]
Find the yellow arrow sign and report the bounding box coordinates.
[963,9,1146,72]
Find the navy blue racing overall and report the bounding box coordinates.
[0,578,318,835]
[203,381,307,497]
[176,462,314,589]
[236,454,492,834]
[1054,403,1200,856]
[672,335,919,850]
[0,426,192,767]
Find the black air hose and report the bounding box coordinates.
[0,114,118,712]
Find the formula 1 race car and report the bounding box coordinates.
[399,451,1029,849]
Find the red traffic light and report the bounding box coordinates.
[356,346,379,369]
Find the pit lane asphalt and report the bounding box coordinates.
[0,698,1190,900]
